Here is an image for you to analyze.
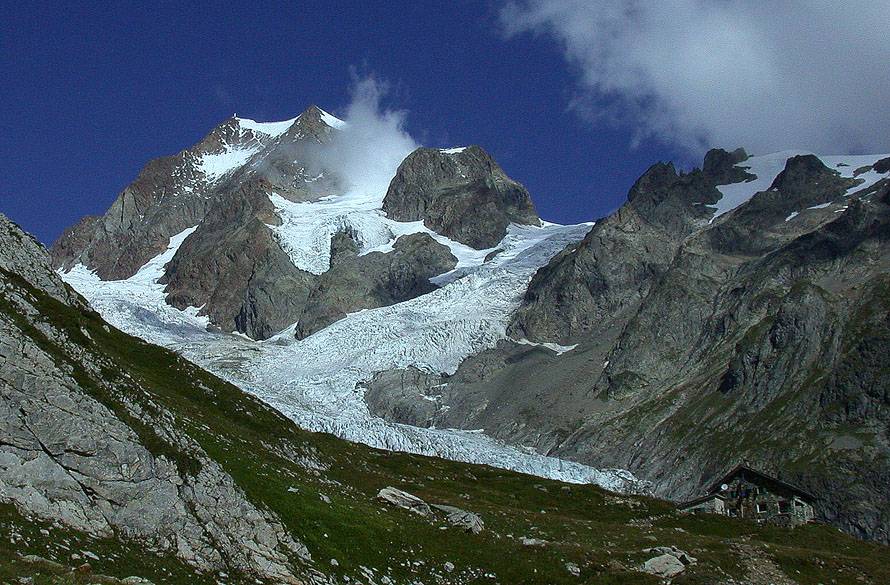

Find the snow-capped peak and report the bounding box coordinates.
[233,105,346,138]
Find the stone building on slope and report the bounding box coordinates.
[680,464,816,526]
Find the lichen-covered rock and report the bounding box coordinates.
[376,487,434,518]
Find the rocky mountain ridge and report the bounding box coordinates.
[364,149,890,543]
[52,107,540,341]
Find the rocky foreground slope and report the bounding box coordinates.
[4,211,890,584]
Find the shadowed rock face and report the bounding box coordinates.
[382,146,540,249]
[363,150,890,544]
[159,180,317,340]
[294,233,457,339]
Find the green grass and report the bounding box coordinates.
[2,270,889,584]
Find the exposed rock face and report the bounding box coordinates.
[51,119,265,280]
[382,146,540,249]
[509,154,728,344]
[294,233,456,339]
[1,214,309,582]
[159,180,316,340]
[701,147,753,184]
[362,151,890,543]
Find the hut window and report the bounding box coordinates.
[756,503,767,514]
[779,500,791,514]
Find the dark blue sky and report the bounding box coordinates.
[1,2,689,244]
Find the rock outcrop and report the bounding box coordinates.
[376,487,434,518]
[382,146,540,249]
[294,233,457,339]
[159,180,316,340]
[431,504,484,534]
[1,214,310,582]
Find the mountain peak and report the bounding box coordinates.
[299,104,346,129]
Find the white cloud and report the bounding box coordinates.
[310,75,418,197]
[501,1,890,155]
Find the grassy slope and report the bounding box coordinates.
[2,270,889,584]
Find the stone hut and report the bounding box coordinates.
[679,464,816,526]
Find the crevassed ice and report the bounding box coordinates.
[62,217,647,493]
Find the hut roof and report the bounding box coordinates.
[706,464,816,502]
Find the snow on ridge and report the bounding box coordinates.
[514,337,578,355]
[236,116,299,138]
[440,147,467,155]
[710,151,890,221]
[319,108,346,129]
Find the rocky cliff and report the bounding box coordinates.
[2,214,313,583]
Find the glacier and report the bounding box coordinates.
[62,197,647,493]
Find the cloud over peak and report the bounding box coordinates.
[501,1,890,156]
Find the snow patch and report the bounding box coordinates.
[236,116,298,138]
[711,151,890,221]
[440,147,468,155]
[319,108,346,129]
[198,146,261,183]
[514,338,578,355]
[711,150,807,220]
